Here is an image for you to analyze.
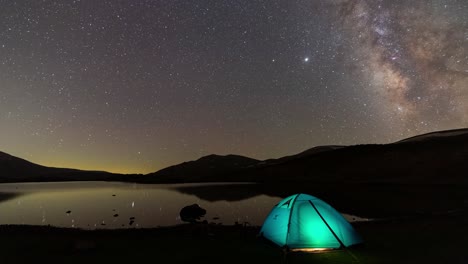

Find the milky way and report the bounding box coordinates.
[334,0,468,133]
[0,1,467,173]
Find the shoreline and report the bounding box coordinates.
[0,213,466,263]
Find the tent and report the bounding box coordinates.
[259,193,363,251]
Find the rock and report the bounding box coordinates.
[179,204,206,223]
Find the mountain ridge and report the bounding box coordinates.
[1,128,468,183]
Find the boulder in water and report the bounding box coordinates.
[179,204,206,223]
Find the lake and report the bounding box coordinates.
[0,181,368,229]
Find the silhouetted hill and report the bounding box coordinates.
[145,128,468,184]
[254,145,344,168]
[0,151,128,183]
[144,154,259,183]
[241,128,468,184]
[2,128,468,184]
[396,128,468,143]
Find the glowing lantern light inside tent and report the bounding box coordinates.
[290,248,330,253]
[259,194,363,252]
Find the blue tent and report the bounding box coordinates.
[260,194,363,251]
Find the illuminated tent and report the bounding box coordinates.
[259,194,363,251]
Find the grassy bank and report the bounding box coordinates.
[0,212,466,264]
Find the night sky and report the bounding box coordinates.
[1,1,467,174]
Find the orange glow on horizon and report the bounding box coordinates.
[21,154,162,175]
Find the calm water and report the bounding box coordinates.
[0,182,368,229]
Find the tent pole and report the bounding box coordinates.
[284,194,300,247]
[310,200,361,262]
[308,200,346,249]
[309,201,361,263]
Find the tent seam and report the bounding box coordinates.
[309,200,346,249]
[284,193,300,247]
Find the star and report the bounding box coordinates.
[0,0,465,174]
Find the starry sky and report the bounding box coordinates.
[1,0,467,174]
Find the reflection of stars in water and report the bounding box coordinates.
[41,207,46,223]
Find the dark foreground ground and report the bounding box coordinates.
[0,212,466,264]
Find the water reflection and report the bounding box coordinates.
[0,182,370,229]
[0,192,24,203]
[0,182,283,229]
[174,183,267,201]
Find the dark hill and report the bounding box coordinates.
[144,128,468,184]
[0,151,124,183]
[2,128,468,184]
[144,154,259,183]
[241,128,468,184]
[254,145,345,168]
[396,128,468,143]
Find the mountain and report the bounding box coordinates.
[241,128,468,184]
[143,145,345,183]
[254,145,344,168]
[1,128,468,184]
[396,128,468,143]
[144,154,259,183]
[146,128,468,184]
[0,151,125,183]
